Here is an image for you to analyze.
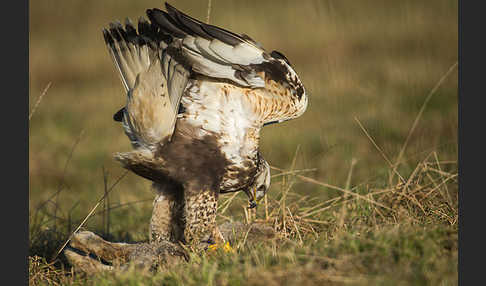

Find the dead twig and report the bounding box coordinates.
[29,82,52,121]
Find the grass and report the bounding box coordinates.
[29,0,457,285]
[29,153,458,285]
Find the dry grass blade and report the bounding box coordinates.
[395,160,429,213]
[51,170,129,261]
[299,196,341,217]
[58,129,86,190]
[432,152,453,205]
[243,205,249,224]
[300,198,354,219]
[391,61,458,182]
[288,194,311,210]
[218,191,240,213]
[301,218,330,225]
[338,158,357,228]
[237,222,254,250]
[423,173,458,199]
[29,256,70,286]
[271,168,317,178]
[29,82,52,121]
[31,128,85,230]
[278,145,300,234]
[53,129,85,227]
[287,207,303,245]
[264,191,269,220]
[206,0,212,23]
[270,165,394,212]
[354,116,406,184]
[102,166,110,236]
[345,159,357,191]
[93,199,152,217]
[425,167,455,177]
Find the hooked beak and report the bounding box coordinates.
[245,188,264,209]
[245,188,257,209]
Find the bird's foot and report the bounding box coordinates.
[207,241,234,253]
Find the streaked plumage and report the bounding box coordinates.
[103,3,307,246]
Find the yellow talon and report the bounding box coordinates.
[223,241,233,252]
[207,241,234,253]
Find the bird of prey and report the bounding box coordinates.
[102,3,308,246]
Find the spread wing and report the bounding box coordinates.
[103,2,308,150]
[146,4,267,88]
[103,18,190,150]
[146,3,308,126]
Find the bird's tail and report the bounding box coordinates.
[114,150,169,182]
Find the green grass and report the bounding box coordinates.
[29,0,457,285]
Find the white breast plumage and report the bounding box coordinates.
[178,80,261,191]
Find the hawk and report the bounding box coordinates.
[102,3,308,246]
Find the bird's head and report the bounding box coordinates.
[245,158,271,209]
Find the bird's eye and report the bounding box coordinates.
[271,50,291,66]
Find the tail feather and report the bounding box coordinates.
[114,150,169,182]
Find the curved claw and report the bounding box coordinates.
[207,242,234,253]
[244,188,258,209]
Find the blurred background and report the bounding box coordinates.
[29,0,457,240]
